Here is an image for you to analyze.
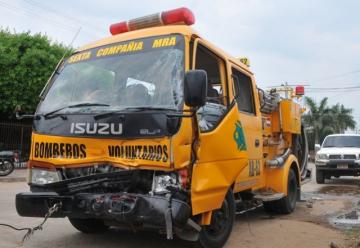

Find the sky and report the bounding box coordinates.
[1,0,360,128]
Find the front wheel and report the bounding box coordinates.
[68,218,108,234]
[0,160,15,176]
[197,190,235,248]
[316,169,325,184]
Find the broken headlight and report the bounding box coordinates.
[151,173,180,194]
[30,168,61,185]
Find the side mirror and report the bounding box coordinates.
[184,70,207,108]
[314,144,321,152]
[14,105,34,120]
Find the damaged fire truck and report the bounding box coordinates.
[16,7,308,248]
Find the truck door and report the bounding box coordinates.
[231,66,264,190]
[190,40,250,214]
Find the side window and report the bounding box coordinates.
[195,45,226,105]
[194,44,227,132]
[232,68,255,114]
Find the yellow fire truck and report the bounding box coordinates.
[16,7,308,248]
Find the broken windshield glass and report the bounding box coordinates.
[37,35,185,115]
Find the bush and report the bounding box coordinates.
[0,29,70,118]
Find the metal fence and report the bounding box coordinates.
[0,121,32,167]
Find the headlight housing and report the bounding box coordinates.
[30,168,61,185]
[152,173,181,194]
[316,153,328,160]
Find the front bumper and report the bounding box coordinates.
[16,192,191,227]
[316,159,360,175]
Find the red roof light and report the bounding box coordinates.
[162,7,195,26]
[110,7,195,35]
[295,85,305,96]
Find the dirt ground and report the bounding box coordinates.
[227,175,360,248]
[0,164,359,248]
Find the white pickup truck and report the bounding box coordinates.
[315,134,360,184]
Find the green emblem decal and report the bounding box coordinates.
[233,121,247,151]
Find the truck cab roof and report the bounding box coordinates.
[76,25,252,74]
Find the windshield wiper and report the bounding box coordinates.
[94,107,176,120]
[43,103,110,119]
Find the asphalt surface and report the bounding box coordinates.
[0,164,359,248]
[0,169,27,182]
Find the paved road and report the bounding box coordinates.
[0,164,358,248]
[0,169,26,182]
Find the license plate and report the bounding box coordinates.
[337,164,348,169]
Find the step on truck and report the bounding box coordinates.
[16,7,309,248]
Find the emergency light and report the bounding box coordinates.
[110,7,195,35]
[295,85,305,96]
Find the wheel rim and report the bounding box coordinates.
[0,161,12,175]
[203,200,230,237]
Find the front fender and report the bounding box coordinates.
[265,154,300,196]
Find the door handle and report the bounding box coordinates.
[255,139,260,147]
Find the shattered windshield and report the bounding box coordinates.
[38,35,185,114]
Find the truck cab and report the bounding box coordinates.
[16,8,308,248]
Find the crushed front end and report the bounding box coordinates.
[16,165,193,238]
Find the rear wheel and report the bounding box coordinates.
[68,218,108,234]
[0,160,14,176]
[197,190,235,248]
[263,169,298,214]
[316,169,325,184]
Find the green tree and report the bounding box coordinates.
[303,97,356,149]
[330,103,356,133]
[303,97,333,145]
[0,29,69,118]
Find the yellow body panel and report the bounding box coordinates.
[272,100,301,134]
[265,154,299,195]
[191,105,248,215]
[30,132,190,171]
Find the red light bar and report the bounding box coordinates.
[295,85,305,96]
[110,7,195,35]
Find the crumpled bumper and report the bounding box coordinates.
[16,192,191,227]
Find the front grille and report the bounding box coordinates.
[344,154,356,160]
[329,155,341,160]
[42,168,154,195]
[329,154,356,160]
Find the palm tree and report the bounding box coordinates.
[302,97,333,144]
[330,103,355,133]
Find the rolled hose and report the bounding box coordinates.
[299,124,309,180]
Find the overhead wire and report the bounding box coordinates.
[0,1,78,32]
[0,0,100,39]
[22,0,105,36]
[305,69,360,83]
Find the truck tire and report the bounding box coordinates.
[263,169,298,214]
[316,169,325,184]
[68,218,108,233]
[197,190,235,248]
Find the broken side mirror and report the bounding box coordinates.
[15,105,35,120]
[184,70,207,108]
